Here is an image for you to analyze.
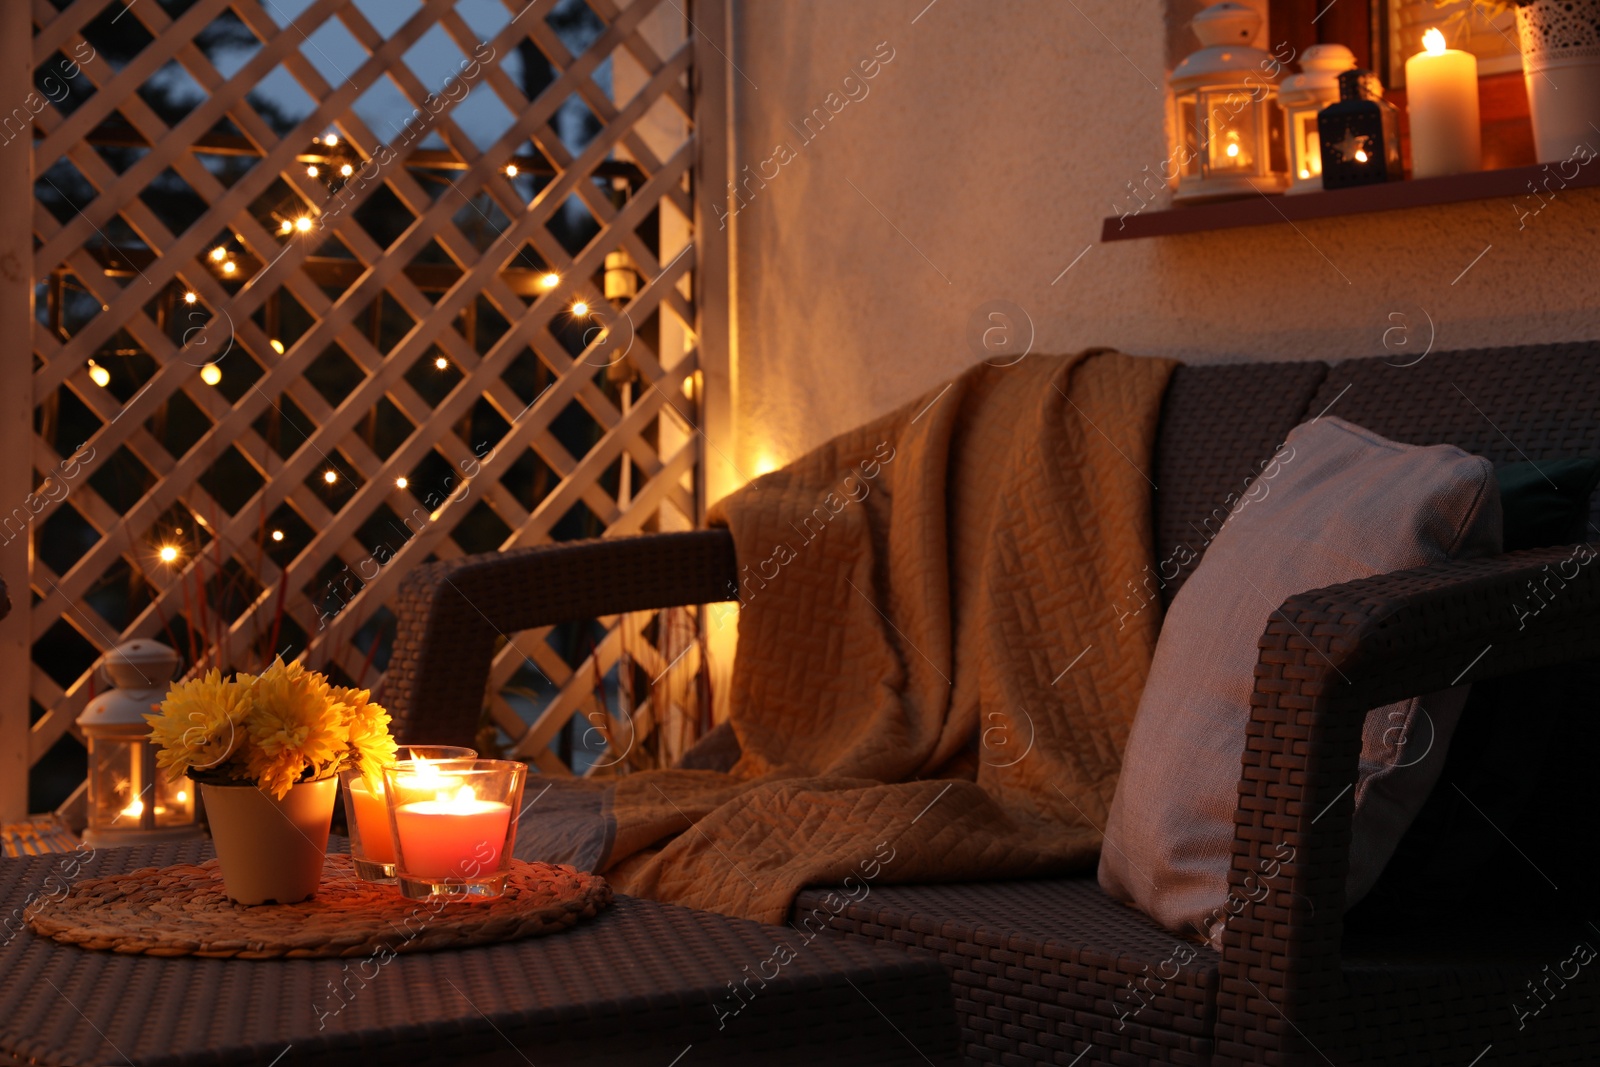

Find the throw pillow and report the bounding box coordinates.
[1099,416,1502,946]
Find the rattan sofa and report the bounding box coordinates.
[386,343,1600,1066]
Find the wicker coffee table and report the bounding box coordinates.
[0,841,958,1066]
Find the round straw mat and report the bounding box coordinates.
[26,854,612,959]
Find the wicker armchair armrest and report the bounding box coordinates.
[1213,543,1600,1066]
[385,530,737,744]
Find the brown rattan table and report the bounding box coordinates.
[0,841,959,1066]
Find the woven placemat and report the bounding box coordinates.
[25,853,612,959]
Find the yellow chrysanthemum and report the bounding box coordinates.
[331,684,397,788]
[145,669,251,782]
[241,658,349,799]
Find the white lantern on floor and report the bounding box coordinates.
[1170,3,1290,202]
[77,640,201,847]
[1279,44,1358,193]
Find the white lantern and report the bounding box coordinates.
[1170,3,1290,202]
[1279,44,1358,194]
[77,639,201,847]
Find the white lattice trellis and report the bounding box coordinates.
[8,0,712,817]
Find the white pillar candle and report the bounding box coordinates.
[1405,28,1482,179]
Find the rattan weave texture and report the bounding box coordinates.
[1150,361,1328,605]
[387,530,737,746]
[797,879,1219,1066]
[26,854,610,959]
[0,842,959,1066]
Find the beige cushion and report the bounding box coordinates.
[1099,416,1502,945]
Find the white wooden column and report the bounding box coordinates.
[691,0,739,514]
[0,0,35,820]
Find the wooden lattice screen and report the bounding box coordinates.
[10,0,710,816]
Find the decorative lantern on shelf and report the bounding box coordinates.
[77,639,201,847]
[1279,44,1357,194]
[1317,70,1403,189]
[1169,2,1290,203]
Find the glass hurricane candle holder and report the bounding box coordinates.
[383,758,526,901]
[339,746,476,882]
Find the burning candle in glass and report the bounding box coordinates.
[338,745,475,882]
[383,759,526,900]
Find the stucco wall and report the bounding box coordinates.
[722,0,1600,475]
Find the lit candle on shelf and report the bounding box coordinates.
[393,784,511,878]
[1405,29,1482,179]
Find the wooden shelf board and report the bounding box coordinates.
[1100,161,1598,242]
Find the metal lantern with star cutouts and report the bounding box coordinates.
[1317,69,1402,189]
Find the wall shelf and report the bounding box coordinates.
[1100,160,1599,242]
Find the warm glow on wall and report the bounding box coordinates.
[752,452,782,477]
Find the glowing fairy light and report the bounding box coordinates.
[87,360,110,387]
[200,364,222,386]
[323,470,338,485]
[158,545,179,563]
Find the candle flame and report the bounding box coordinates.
[1423,28,1446,55]
[121,800,144,817]
[1355,149,1369,163]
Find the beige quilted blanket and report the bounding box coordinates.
[536,350,1176,923]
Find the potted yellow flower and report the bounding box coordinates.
[145,658,397,905]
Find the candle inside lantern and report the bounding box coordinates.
[1405,29,1481,179]
[393,784,512,878]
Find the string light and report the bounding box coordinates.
[538,272,560,290]
[323,470,338,485]
[505,163,519,177]
[221,260,237,275]
[87,360,110,387]
[270,339,285,354]
[200,364,222,386]
[571,301,589,317]
[280,219,293,235]
[209,247,227,262]
[395,476,408,489]
[339,163,354,177]
[183,291,197,304]
[306,165,319,178]
[271,530,284,542]
[324,134,338,147]
[434,356,449,370]
[295,216,313,233]
[158,545,179,563]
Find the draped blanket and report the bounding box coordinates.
[517,350,1177,923]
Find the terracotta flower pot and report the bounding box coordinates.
[201,778,335,905]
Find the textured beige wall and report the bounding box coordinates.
[722,0,1600,475]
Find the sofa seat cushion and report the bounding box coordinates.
[793,878,1218,1067]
